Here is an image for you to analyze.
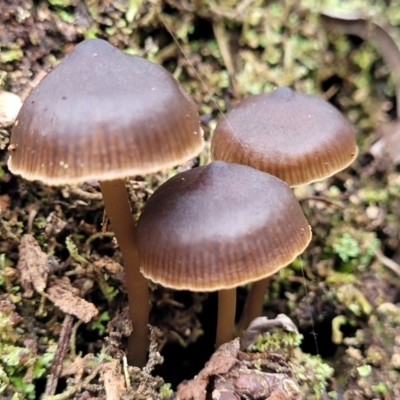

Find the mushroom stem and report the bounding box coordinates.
[216,288,236,348]
[99,179,149,368]
[237,277,272,335]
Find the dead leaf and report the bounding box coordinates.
[17,234,48,297]
[47,278,98,323]
[100,360,126,400]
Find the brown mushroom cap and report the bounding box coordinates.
[8,39,203,185]
[136,161,311,291]
[211,87,357,187]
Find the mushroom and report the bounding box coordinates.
[136,161,311,347]
[212,86,357,187]
[7,38,203,367]
[211,86,357,331]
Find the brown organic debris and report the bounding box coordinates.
[0,194,11,210]
[0,90,22,128]
[46,277,98,323]
[100,359,126,400]
[61,354,95,380]
[370,119,400,165]
[16,234,49,297]
[177,338,301,400]
[43,211,67,240]
[44,314,74,397]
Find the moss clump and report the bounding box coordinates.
[0,299,54,399]
[249,329,334,399]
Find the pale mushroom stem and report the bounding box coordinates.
[237,277,272,335]
[99,179,149,368]
[216,288,236,348]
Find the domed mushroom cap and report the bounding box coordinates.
[8,39,203,185]
[211,87,357,187]
[136,161,311,291]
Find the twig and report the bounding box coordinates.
[375,249,400,277]
[43,314,74,397]
[212,20,239,96]
[298,195,344,209]
[69,320,83,357]
[122,356,132,391]
[66,236,118,302]
[43,361,103,400]
[68,186,103,201]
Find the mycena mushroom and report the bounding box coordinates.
[7,38,203,367]
[212,86,357,186]
[136,161,311,347]
[211,86,357,331]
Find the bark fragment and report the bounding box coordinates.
[17,234,48,297]
[47,278,98,323]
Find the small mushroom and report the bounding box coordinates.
[7,38,203,367]
[212,86,357,187]
[211,87,357,332]
[136,161,311,347]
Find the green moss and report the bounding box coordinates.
[249,329,333,398]
[0,50,23,63]
[0,301,54,399]
[336,284,372,316]
[357,364,372,377]
[332,233,360,263]
[159,383,173,398]
[325,227,380,272]
[251,330,303,355]
[372,382,389,394]
[292,352,334,398]
[91,311,111,336]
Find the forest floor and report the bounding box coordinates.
[1,0,400,399]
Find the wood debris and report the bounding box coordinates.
[177,339,301,400]
[100,359,126,400]
[93,256,124,276]
[61,354,95,380]
[46,277,98,323]
[16,234,48,297]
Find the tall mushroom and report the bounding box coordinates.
[136,161,311,347]
[7,38,203,367]
[211,86,357,331]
